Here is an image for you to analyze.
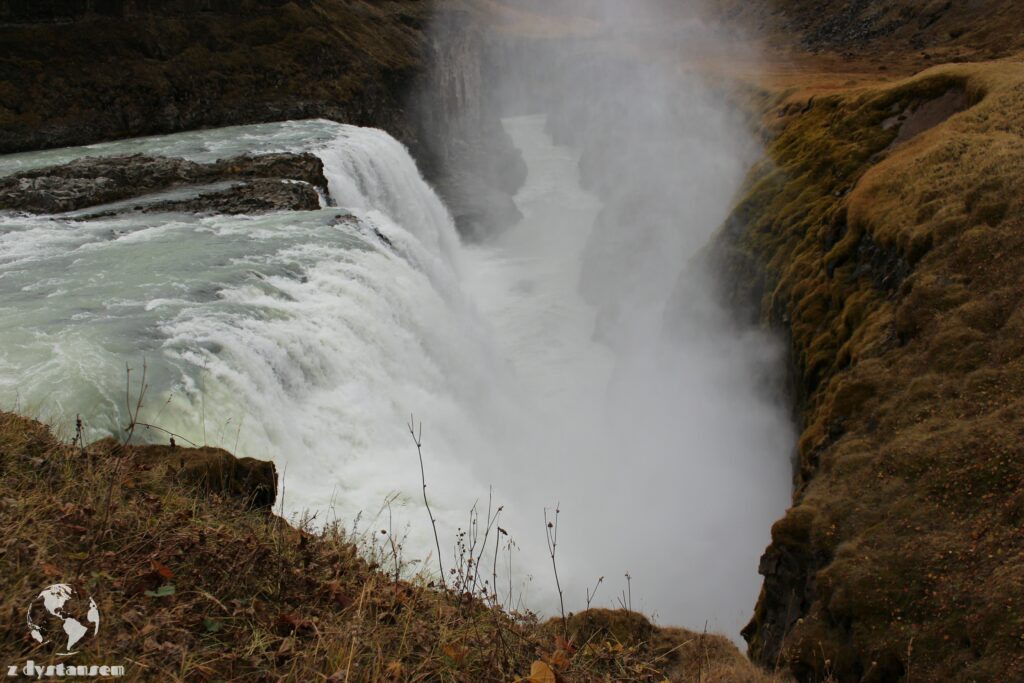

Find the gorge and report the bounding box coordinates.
[1,1,1023,682]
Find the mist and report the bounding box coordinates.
[0,0,794,644]
[435,0,795,636]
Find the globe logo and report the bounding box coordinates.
[26,584,100,655]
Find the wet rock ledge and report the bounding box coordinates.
[0,153,329,215]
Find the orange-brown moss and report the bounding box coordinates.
[718,60,1024,682]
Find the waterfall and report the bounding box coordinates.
[0,121,509,568]
[0,114,792,639]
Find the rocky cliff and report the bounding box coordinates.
[704,27,1024,683]
[0,0,524,237]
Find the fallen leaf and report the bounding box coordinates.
[442,643,469,664]
[546,648,570,670]
[276,612,312,634]
[529,660,557,683]
[150,559,174,580]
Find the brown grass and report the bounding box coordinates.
[715,58,1024,681]
[0,411,784,682]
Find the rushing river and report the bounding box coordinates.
[0,115,791,637]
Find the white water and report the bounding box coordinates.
[0,116,790,637]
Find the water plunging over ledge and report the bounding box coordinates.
[0,115,791,639]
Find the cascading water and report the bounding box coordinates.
[0,120,513,566]
[0,112,791,638]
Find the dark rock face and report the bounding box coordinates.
[0,1,427,154]
[140,179,322,215]
[740,509,823,672]
[0,1,526,238]
[137,443,279,511]
[432,170,523,241]
[410,9,527,239]
[88,436,278,510]
[0,152,327,214]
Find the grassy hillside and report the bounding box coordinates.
[0,411,783,681]
[713,0,1024,61]
[713,56,1024,682]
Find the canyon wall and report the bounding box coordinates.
[0,0,524,236]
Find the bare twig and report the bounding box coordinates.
[384,494,401,588]
[135,422,199,447]
[73,414,85,456]
[122,359,149,446]
[408,415,445,589]
[698,620,708,683]
[586,576,604,611]
[545,504,566,636]
[907,637,914,683]
[492,525,508,609]
[471,488,502,597]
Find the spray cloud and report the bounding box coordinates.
[438,0,794,637]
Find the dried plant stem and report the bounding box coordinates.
[409,415,445,589]
[586,576,604,611]
[545,504,566,636]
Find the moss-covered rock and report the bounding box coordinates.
[712,62,1024,682]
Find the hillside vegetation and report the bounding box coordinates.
[714,55,1024,683]
[0,411,783,682]
[714,0,1024,61]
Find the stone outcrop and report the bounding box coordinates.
[0,0,525,237]
[139,179,321,215]
[0,153,327,214]
[86,435,278,511]
[137,443,279,511]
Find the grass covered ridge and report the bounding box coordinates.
[0,411,785,682]
[716,59,1024,681]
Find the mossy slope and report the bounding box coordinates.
[715,62,1024,682]
[0,412,781,682]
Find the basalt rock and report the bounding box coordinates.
[0,0,526,238]
[140,179,322,215]
[0,152,327,214]
[89,437,278,511]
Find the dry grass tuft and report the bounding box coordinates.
[0,411,783,682]
[715,59,1024,681]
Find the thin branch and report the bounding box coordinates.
[135,422,198,447]
[545,504,566,636]
[586,576,604,611]
[409,415,445,589]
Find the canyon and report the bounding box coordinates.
[1,1,1022,682]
